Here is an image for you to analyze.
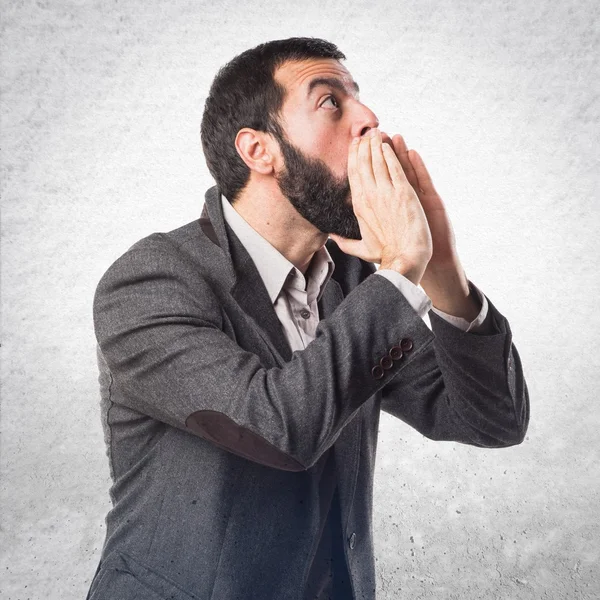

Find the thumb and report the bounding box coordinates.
[328,234,365,258]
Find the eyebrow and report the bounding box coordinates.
[306,77,360,99]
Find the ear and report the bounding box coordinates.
[235,128,278,175]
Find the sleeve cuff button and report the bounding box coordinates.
[389,346,403,361]
[400,338,413,352]
[371,365,385,379]
[380,355,394,370]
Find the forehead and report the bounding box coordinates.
[274,58,358,99]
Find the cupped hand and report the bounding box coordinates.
[329,129,433,284]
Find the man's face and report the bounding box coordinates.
[272,58,380,240]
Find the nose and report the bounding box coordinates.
[350,101,379,138]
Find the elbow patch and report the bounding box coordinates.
[185,410,306,472]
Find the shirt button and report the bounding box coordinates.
[348,532,356,549]
[300,309,311,319]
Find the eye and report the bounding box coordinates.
[320,95,339,109]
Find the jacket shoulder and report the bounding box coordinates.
[96,219,211,284]
[93,220,223,320]
[123,219,205,260]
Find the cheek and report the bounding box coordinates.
[293,126,349,179]
[317,139,349,180]
[333,148,350,181]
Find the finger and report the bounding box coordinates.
[357,130,376,192]
[381,142,410,189]
[408,149,439,196]
[328,233,364,257]
[391,134,421,192]
[347,137,361,192]
[380,131,394,148]
[370,130,393,190]
[347,137,364,206]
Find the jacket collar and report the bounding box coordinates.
[199,185,344,363]
[220,191,335,306]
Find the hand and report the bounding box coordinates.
[329,128,433,285]
[386,133,477,317]
[386,133,461,275]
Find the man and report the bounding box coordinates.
[86,37,529,600]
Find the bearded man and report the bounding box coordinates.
[86,37,529,600]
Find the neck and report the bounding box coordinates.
[231,183,328,275]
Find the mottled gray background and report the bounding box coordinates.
[1,1,599,598]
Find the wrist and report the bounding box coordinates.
[420,265,481,321]
[378,261,421,286]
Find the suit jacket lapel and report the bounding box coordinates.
[200,186,345,365]
[317,277,344,322]
[200,188,292,362]
[229,235,295,363]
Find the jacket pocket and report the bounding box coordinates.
[87,551,199,600]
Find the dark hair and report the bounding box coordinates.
[200,37,346,204]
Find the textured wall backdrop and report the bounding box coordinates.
[1,1,599,598]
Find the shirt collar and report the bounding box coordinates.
[220,193,335,304]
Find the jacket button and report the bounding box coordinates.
[349,532,356,549]
[371,365,384,379]
[400,338,413,352]
[300,309,311,319]
[380,355,393,370]
[389,346,403,361]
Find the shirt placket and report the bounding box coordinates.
[285,272,312,349]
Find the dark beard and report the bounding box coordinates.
[273,132,362,240]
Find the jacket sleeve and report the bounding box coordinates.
[378,276,530,448]
[93,238,439,472]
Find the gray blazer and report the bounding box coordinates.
[86,185,529,600]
